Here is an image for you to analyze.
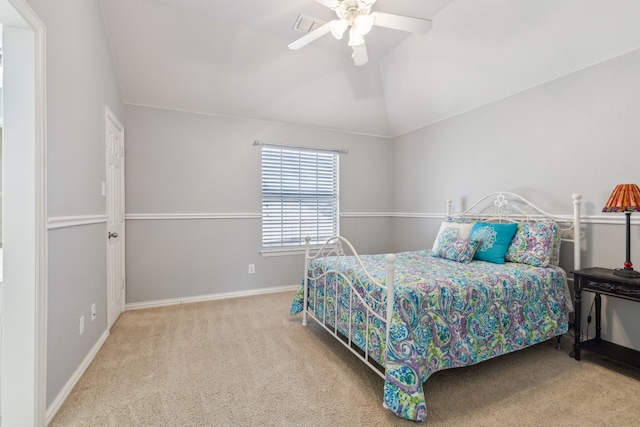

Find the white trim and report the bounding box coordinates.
[261,248,308,257]
[121,212,637,225]
[125,284,299,311]
[0,1,48,425]
[45,330,109,425]
[583,214,640,225]
[35,7,48,425]
[125,212,393,220]
[341,212,394,218]
[389,212,443,219]
[126,213,261,220]
[47,215,108,230]
[36,22,48,427]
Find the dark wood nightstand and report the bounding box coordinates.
[572,267,640,369]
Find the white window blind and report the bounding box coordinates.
[261,147,339,248]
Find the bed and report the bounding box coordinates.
[290,192,582,422]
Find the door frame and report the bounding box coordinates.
[105,106,125,329]
[0,0,47,425]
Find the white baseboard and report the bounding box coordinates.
[45,330,109,425]
[125,284,299,311]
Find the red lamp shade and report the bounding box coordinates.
[602,184,640,212]
[602,184,640,278]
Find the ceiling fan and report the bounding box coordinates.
[288,0,433,66]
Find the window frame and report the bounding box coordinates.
[260,146,340,254]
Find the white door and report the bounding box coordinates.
[105,107,125,329]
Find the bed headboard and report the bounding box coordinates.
[446,192,582,273]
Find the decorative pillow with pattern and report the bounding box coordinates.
[506,221,560,267]
[470,222,518,264]
[432,218,479,263]
[433,230,482,263]
[432,218,474,250]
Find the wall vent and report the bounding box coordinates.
[293,14,326,33]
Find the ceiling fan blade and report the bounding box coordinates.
[352,43,369,66]
[288,22,331,50]
[314,0,340,10]
[371,12,433,34]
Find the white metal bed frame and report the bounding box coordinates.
[301,192,583,379]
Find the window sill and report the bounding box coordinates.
[260,246,323,257]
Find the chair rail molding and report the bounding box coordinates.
[47,215,108,230]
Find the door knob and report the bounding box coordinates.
[108,232,118,239]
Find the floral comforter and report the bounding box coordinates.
[290,249,569,422]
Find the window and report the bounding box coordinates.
[261,146,339,249]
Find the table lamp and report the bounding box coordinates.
[602,183,640,278]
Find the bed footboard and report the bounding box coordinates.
[301,236,396,376]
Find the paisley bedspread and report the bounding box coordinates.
[290,249,569,422]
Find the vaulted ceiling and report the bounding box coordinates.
[99,0,640,137]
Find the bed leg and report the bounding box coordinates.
[556,335,562,350]
[302,284,308,326]
[302,287,308,327]
[303,236,310,327]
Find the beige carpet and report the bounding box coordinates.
[51,290,640,426]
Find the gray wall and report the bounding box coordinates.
[22,0,124,408]
[124,105,393,304]
[392,47,640,351]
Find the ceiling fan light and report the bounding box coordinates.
[354,14,374,35]
[348,27,365,47]
[329,19,349,39]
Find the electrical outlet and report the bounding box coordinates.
[91,303,96,322]
[79,315,85,335]
[248,264,255,274]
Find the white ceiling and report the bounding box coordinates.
[99,0,640,137]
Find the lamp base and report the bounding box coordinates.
[613,268,640,279]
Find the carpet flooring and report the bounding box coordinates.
[50,290,640,426]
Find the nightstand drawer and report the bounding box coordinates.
[583,280,616,293]
[582,280,640,296]
[616,286,640,299]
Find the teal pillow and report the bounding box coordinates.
[470,222,518,264]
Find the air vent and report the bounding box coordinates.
[293,14,326,33]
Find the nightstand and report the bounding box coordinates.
[572,267,640,369]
